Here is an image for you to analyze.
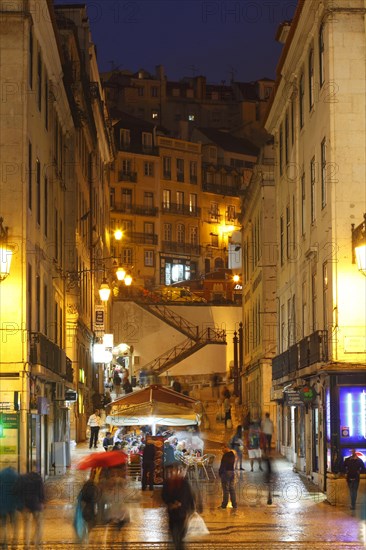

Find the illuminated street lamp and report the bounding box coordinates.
[352,213,366,276]
[116,265,126,281]
[114,229,123,241]
[233,274,240,283]
[99,277,111,301]
[124,273,133,286]
[0,217,13,282]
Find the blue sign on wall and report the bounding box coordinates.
[339,387,366,446]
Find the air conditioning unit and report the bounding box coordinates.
[55,382,65,401]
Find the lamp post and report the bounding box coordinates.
[0,217,13,282]
[351,213,366,276]
[233,330,239,396]
[238,321,243,405]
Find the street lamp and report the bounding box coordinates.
[114,229,123,241]
[0,217,13,282]
[98,277,111,302]
[116,265,126,281]
[352,213,366,276]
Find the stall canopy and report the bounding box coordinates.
[106,384,201,429]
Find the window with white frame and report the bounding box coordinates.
[163,156,171,179]
[144,191,154,209]
[308,48,314,109]
[189,226,198,245]
[189,193,197,214]
[176,191,184,210]
[142,132,153,149]
[121,159,131,174]
[164,223,172,241]
[122,248,133,265]
[319,25,325,88]
[177,223,185,244]
[121,188,132,208]
[301,172,306,235]
[176,158,184,182]
[302,281,307,338]
[189,161,197,183]
[144,161,154,176]
[310,156,316,223]
[144,250,154,266]
[321,138,327,208]
[119,129,130,148]
[144,222,154,235]
[163,189,171,209]
[299,73,305,128]
[311,271,317,332]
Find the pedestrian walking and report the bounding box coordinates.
[343,449,365,510]
[247,420,263,472]
[230,425,245,470]
[162,463,195,550]
[223,395,232,429]
[0,467,22,548]
[19,471,45,550]
[141,441,156,491]
[210,373,220,399]
[113,369,122,397]
[87,409,102,449]
[261,412,274,454]
[218,445,237,509]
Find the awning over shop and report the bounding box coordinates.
[106,384,201,431]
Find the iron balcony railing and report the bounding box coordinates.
[30,332,73,380]
[202,181,240,197]
[161,203,201,217]
[162,241,201,255]
[272,330,328,380]
[124,232,158,245]
[118,171,137,182]
[112,203,158,216]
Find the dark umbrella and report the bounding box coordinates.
[76,450,128,470]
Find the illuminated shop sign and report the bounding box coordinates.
[339,387,366,446]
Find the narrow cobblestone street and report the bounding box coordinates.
[6,406,366,550]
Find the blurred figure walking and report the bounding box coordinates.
[19,471,45,550]
[162,463,195,550]
[218,445,237,509]
[0,467,22,548]
[261,412,274,454]
[343,449,365,510]
[141,441,156,491]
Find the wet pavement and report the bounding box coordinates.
[4,400,366,549]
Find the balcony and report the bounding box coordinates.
[272,330,328,380]
[272,350,289,380]
[162,241,201,256]
[112,203,158,216]
[202,181,240,197]
[30,332,72,380]
[161,203,201,217]
[118,171,137,182]
[125,231,158,245]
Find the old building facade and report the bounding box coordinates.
[265,0,366,502]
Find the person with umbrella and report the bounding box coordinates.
[0,467,22,548]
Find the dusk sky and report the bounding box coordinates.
[55,0,297,83]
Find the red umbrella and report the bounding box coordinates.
[76,450,128,470]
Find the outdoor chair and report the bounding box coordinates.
[205,453,216,479]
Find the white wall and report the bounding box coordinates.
[111,303,242,376]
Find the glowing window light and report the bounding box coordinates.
[361,391,366,439]
[347,392,353,436]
